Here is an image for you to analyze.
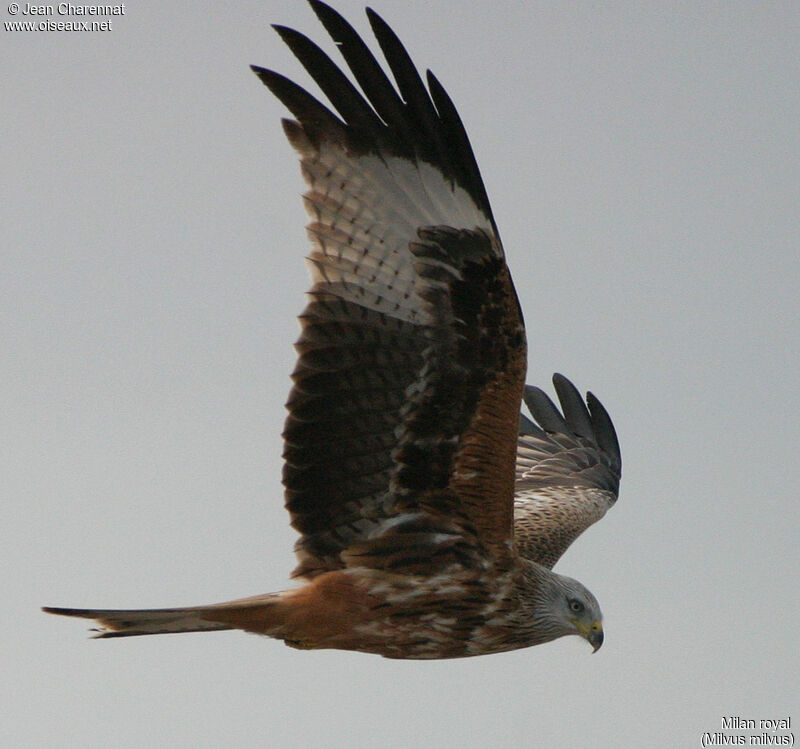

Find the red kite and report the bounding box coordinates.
[44,1,621,659]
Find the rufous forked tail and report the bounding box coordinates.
[42,592,285,639]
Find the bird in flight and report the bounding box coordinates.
[44,0,621,659]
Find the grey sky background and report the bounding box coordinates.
[3,1,798,747]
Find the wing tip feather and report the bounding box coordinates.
[522,373,621,480]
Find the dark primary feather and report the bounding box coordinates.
[518,373,621,495]
[272,24,384,134]
[309,1,413,146]
[251,0,496,230]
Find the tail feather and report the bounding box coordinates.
[42,605,235,638]
[42,593,283,639]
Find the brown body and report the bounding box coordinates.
[209,567,532,659]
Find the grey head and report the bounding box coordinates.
[526,565,604,652]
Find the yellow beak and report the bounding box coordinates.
[573,619,604,652]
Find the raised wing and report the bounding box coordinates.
[514,374,621,568]
[252,1,526,580]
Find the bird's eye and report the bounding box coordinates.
[569,599,584,613]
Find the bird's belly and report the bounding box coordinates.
[285,567,526,659]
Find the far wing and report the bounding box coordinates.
[514,374,621,568]
[252,2,526,579]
